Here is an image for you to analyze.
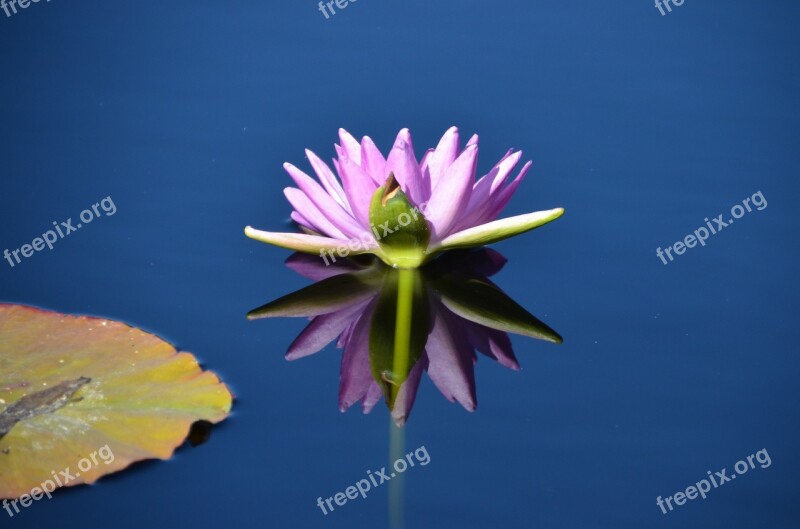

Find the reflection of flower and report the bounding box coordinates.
[249,249,562,426]
[245,128,564,268]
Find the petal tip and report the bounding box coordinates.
[396,128,412,144]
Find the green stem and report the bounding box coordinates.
[391,269,414,402]
[388,418,406,529]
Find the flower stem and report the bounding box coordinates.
[391,268,414,404]
[388,418,406,529]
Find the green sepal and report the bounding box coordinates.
[369,174,431,268]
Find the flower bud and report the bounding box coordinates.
[368,173,431,268]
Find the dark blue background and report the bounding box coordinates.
[1,1,798,527]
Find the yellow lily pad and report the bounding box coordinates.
[0,304,233,500]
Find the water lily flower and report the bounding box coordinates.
[245,127,564,268]
[247,249,562,426]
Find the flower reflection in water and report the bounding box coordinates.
[248,249,562,426]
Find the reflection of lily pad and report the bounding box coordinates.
[0,304,233,499]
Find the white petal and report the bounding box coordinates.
[430,208,564,253]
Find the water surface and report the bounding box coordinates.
[1,1,798,527]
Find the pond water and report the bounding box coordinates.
[1,1,798,528]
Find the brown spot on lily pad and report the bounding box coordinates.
[0,377,91,439]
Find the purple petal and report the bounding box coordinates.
[391,355,427,426]
[306,149,350,213]
[419,148,435,175]
[453,150,517,232]
[284,163,367,238]
[362,381,383,413]
[339,304,376,411]
[469,151,515,206]
[290,211,319,234]
[384,129,427,206]
[338,319,357,349]
[360,136,386,185]
[427,126,460,190]
[284,252,363,281]
[337,153,379,227]
[464,321,520,370]
[425,144,478,240]
[284,187,348,240]
[425,309,477,411]
[482,160,533,223]
[469,248,508,276]
[287,299,370,360]
[490,150,523,194]
[338,128,362,165]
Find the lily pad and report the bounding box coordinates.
[0,304,233,499]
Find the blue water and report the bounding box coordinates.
[1,1,799,527]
